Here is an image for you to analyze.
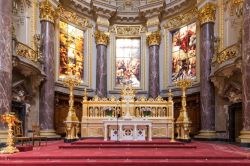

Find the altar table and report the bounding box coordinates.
[103,119,152,141]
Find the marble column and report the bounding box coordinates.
[147,31,161,98]
[195,2,217,139]
[39,0,59,138]
[239,0,250,145]
[95,30,109,98]
[0,0,12,142]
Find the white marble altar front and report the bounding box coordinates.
[103,119,152,141]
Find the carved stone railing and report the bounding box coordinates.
[213,43,240,64]
[82,95,173,119]
[15,41,38,63]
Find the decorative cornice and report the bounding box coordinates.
[39,0,58,23]
[198,2,216,25]
[58,6,91,28]
[110,24,145,36]
[163,7,198,29]
[146,31,161,46]
[94,30,109,46]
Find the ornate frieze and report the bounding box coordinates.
[146,31,161,46]
[110,24,145,36]
[94,30,109,46]
[58,6,91,28]
[215,44,239,64]
[198,2,216,25]
[163,7,198,29]
[39,0,58,23]
[16,41,38,63]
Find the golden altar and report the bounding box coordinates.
[81,85,174,138]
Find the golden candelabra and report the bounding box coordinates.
[63,64,81,141]
[175,79,192,141]
[0,113,19,154]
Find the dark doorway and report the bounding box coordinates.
[12,101,26,133]
[228,102,242,142]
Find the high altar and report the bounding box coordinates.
[81,85,174,140]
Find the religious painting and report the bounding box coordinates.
[171,22,196,82]
[59,21,84,81]
[115,38,141,88]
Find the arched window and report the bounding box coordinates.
[171,22,196,81]
[59,21,84,81]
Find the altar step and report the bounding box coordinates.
[59,139,196,149]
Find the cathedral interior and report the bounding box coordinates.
[0,0,250,165]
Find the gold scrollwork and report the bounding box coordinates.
[94,30,109,46]
[198,2,216,25]
[146,31,161,46]
[215,44,239,64]
[16,41,38,63]
[163,7,198,29]
[39,0,58,23]
[110,24,145,36]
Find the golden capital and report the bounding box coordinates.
[39,0,58,23]
[146,31,161,46]
[198,2,216,25]
[94,30,109,46]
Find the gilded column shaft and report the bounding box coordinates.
[0,0,12,129]
[147,31,161,98]
[95,30,109,97]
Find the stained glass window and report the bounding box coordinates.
[115,38,141,87]
[59,21,84,81]
[171,22,196,82]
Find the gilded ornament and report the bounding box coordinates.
[16,41,38,62]
[198,2,216,25]
[110,24,145,36]
[147,31,161,46]
[95,30,109,46]
[58,6,91,28]
[39,0,58,23]
[164,7,198,29]
[0,113,19,154]
[216,44,239,64]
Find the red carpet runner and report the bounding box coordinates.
[0,139,250,166]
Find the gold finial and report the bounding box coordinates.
[146,31,161,46]
[94,30,109,46]
[121,84,136,98]
[39,0,58,23]
[198,2,216,25]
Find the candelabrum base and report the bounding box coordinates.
[0,146,19,154]
[64,138,79,143]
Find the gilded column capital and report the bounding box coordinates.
[94,30,109,46]
[198,2,216,25]
[146,31,161,46]
[39,0,58,23]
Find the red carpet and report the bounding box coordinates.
[0,139,250,166]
